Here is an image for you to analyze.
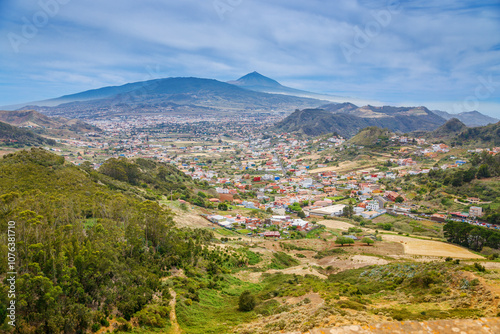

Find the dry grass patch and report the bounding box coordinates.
[382,234,483,259]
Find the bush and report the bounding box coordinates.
[268,252,300,269]
[314,248,346,259]
[376,223,393,231]
[135,304,170,327]
[91,323,101,332]
[254,299,280,316]
[336,299,366,311]
[239,291,256,312]
[473,262,486,272]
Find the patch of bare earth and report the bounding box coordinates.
[317,255,388,271]
[171,209,214,228]
[382,234,483,259]
[318,220,356,231]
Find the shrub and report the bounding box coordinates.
[314,248,346,259]
[336,299,366,311]
[268,252,300,269]
[473,262,486,272]
[239,291,256,312]
[254,299,280,316]
[135,304,170,327]
[91,323,101,332]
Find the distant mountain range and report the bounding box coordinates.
[9,76,327,119]
[432,110,498,127]
[1,72,496,128]
[275,105,447,137]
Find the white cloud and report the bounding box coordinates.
[0,0,499,117]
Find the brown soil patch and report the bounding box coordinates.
[382,234,482,259]
[266,265,328,279]
[317,255,388,270]
[319,220,356,231]
[285,292,323,306]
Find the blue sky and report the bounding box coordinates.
[1,0,499,117]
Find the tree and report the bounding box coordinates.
[343,204,354,218]
[394,196,404,203]
[335,236,355,246]
[238,290,256,311]
[477,164,491,179]
[297,210,306,218]
[361,237,374,246]
[218,203,228,211]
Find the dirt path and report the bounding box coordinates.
[169,289,182,334]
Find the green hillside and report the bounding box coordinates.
[451,121,500,146]
[348,126,393,147]
[0,149,241,332]
[0,121,55,147]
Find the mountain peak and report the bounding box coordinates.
[231,72,283,88]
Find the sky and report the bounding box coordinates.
[1,0,499,117]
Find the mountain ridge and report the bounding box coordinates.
[432,109,499,127]
[15,77,327,118]
[275,106,447,137]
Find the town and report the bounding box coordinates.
[31,112,499,241]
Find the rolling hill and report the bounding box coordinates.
[451,121,500,146]
[348,126,394,146]
[274,106,447,137]
[421,118,468,140]
[0,121,56,146]
[0,110,100,138]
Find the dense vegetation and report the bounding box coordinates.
[0,121,56,147]
[0,149,240,333]
[444,221,500,251]
[453,121,500,146]
[96,157,216,207]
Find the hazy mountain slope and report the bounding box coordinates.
[320,102,358,113]
[19,77,326,118]
[275,106,446,137]
[433,110,499,127]
[228,71,345,102]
